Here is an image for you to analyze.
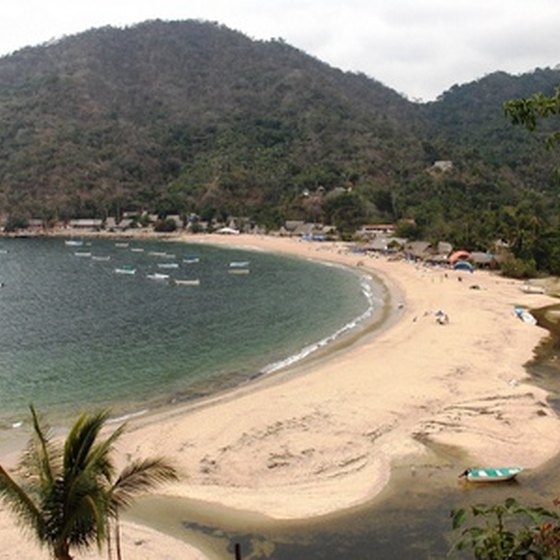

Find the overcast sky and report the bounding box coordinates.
[2,0,560,101]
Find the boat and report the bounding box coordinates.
[229,261,250,268]
[114,242,129,248]
[459,466,523,482]
[158,263,179,269]
[114,265,136,275]
[173,279,200,286]
[514,306,537,325]
[146,272,170,281]
[130,248,145,253]
[183,257,200,264]
[65,239,83,247]
[91,256,111,261]
[522,284,545,294]
[74,251,91,257]
[228,268,250,275]
[148,251,168,257]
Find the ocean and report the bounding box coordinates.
[0,237,380,432]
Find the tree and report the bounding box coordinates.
[504,86,560,148]
[0,406,177,560]
[451,498,560,559]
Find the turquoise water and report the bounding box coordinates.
[0,237,378,429]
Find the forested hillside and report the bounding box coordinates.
[1,19,560,272]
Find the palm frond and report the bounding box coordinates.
[0,464,44,540]
[64,411,111,476]
[109,458,178,511]
[18,405,60,493]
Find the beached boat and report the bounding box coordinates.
[459,466,523,482]
[114,265,136,275]
[65,239,83,247]
[229,261,250,268]
[146,272,170,281]
[158,262,179,269]
[173,279,200,286]
[514,306,537,325]
[522,284,545,294]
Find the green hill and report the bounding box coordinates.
[1,18,560,271]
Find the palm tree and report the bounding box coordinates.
[0,406,178,560]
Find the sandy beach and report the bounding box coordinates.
[2,232,560,558]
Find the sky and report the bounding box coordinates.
[2,0,560,101]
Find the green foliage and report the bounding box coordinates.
[504,87,560,148]
[153,218,178,232]
[451,498,560,559]
[0,406,177,560]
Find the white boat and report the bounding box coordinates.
[158,263,179,269]
[65,239,83,247]
[228,268,250,275]
[130,248,145,253]
[522,284,545,294]
[514,306,537,325]
[459,466,523,482]
[229,261,250,268]
[115,242,129,248]
[174,279,200,286]
[114,265,136,275]
[148,251,168,257]
[92,256,111,261]
[147,272,170,281]
[74,251,91,257]
[183,257,200,264]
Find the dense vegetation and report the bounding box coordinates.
[1,19,560,272]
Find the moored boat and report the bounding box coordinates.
[183,257,200,264]
[65,239,83,247]
[146,272,170,281]
[114,265,136,275]
[158,262,179,269]
[229,261,250,268]
[459,466,523,482]
[228,268,250,275]
[173,279,200,286]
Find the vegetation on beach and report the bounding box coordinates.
[0,406,177,560]
[451,498,560,559]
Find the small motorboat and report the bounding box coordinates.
[229,261,250,268]
[158,262,179,269]
[183,256,200,264]
[114,265,136,275]
[459,466,523,482]
[173,279,200,286]
[147,272,170,281]
[65,239,83,247]
[514,306,537,325]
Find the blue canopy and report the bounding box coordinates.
[453,260,473,272]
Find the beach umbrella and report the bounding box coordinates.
[453,260,474,272]
[449,250,472,265]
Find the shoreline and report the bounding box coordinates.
[2,231,560,558]
[119,234,560,517]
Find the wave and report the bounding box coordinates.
[260,274,381,375]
